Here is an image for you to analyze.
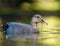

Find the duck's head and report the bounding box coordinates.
[31,14,48,25]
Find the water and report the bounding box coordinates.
[0,31,60,46]
[0,16,60,46]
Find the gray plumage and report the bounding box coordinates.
[6,22,39,39]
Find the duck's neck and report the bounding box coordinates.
[31,22,37,29]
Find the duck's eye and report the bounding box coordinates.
[37,16,39,18]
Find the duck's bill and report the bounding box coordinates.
[41,20,48,25]
[43,21,48,25]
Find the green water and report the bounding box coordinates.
[0,16,60,46]
[0,31,60,46]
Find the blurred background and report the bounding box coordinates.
[0,0,60,46]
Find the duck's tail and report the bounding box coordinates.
[0,24,9,35]
[0,24,3,27]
